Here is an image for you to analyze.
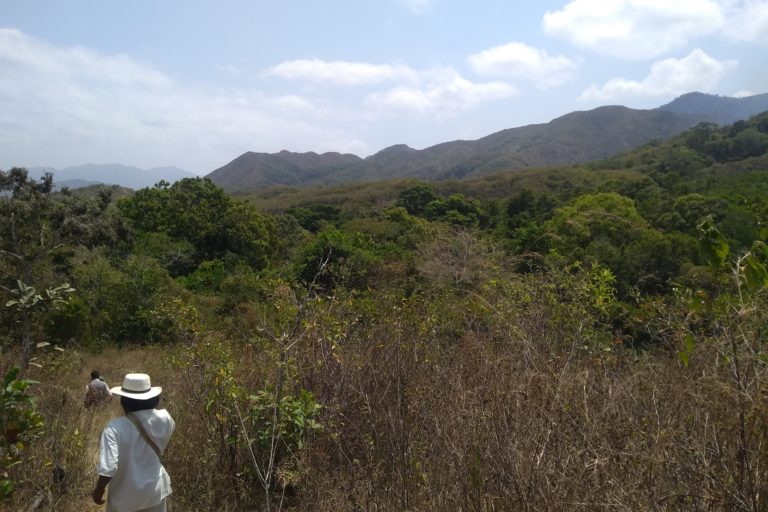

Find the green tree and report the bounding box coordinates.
[286,204,342,233]
[657,194,727,235]
[295,229,380,291]
[545,192,647,254]
[424,194,485,227]
[118,178,278,270]
[505,188,536,230]
[396,184,437,216]
[0,168,111,284]
[72,253,180,343]
[4,281,75,367]
[543,192,689,296]
[0,168,109,367]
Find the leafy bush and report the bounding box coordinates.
[178,259,228,293]
[118,178,279,270]
[72,253,182,343]
[0,366,43,500]
[248,388,323,455]
[295,229,381,290]
[44,296,90,346]
[286,204,342,233]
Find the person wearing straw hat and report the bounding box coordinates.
[92,373,175,512]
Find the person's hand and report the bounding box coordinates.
[92,486,106,505]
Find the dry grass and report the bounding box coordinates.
[3,277,766,512]
[2,346,172,512]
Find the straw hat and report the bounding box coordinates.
[110,373,162,400]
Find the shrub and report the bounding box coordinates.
[0,366,43,500]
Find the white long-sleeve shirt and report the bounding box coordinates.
[97,409,175,512]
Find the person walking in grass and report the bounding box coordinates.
[92,373,175,512]
[84,370,112,408]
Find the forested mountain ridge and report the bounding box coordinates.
[658,91,768,124]
[208,91,768,192]
[205,150,361,190]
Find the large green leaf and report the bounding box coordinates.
[698,216,729,269]
[742,241,768,290]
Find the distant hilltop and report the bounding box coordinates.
[207,91,768,193]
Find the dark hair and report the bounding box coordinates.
[120,395,160,413]
[91,370,100,380]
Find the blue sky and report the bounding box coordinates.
[1,0,766,175]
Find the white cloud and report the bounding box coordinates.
[401,0,435,14]
[270,95,316,111]
[579,49,736,101]
[266,58,519,117]
[543,0,725,59]
[266,58,419,86]
[0,28,525,173]
[217,64,243,76]
[0,29,369,173]
[721,0,768,44]
[0,28,172,89]
[366,69,516,117]
[468,42,577,89]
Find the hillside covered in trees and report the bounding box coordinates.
[208,92,768,192]
[1,112,768,511]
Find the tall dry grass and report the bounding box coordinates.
[286,278,767,511]
[3,268,766,511]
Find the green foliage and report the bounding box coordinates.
[546,192,648,251]
[619,230,698,294]
[658,194,727,234]
[588,265,617,314]
[295,229,381,290]
[730,128,768,160]
[0,169,110,365]
[0,169,113,281]
[132,232,197,277]
[655,145,710,177]
[396,184,438,216]
[4,280,75,367]
[72,253,181,343]
[424,193,486,227]
[741,240,768,291]
[118,178,279,270]
[686,118,768,162]
[684,122,718,152]
[677,332,695,368]
[4,280,75,311]
[339,209,428,267]
[218,264,265,309]
[248,388,323,454]
[697,216,730,269]
[43,295,90,345]
[286,204,342,233]
[178,259,228,293]
[0,366,43,500]
[544,192,701,296]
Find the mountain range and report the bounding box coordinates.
[31,164,196,190]
[207,92,768,193]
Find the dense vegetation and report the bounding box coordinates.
[1,112,768,511]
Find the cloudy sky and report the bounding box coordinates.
[1,0,766,175]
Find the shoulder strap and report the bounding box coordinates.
[126,412,163,459]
